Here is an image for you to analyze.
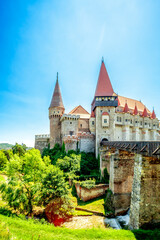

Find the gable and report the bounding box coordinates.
[69,105,90,115]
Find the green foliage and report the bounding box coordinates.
[39,165,69,206]
[71,183,77,197]
[57,154,81,179]
[42,146,100,181]
[0,150,8,170]
[103,189,115,216]
[0,149,69,215]
[3,149,13,160]
[79,179,96,189]
[80,152,99,176]
[0,214,139,240]
[12,143,26,156]
[42,143,66,165]
[45,196,74,226]
[132,229,160,240]
[102,168,109,184]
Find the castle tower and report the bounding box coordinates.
[49,73,65,148]
[91,59,118,156]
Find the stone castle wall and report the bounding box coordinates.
[129,154,160,229]
[109,150,135,214]
[63,133,95,153]
[75,183,109,202]
[35,134,50,153]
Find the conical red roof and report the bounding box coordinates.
[94,60,114,97]
[151,109,156,119]
[133,104,138,115]
[49,73,64,109]
[142,107,148,117]
[123,102,129,113]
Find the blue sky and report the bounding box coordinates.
[0,0,160,146]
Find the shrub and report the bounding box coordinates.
[79,179,96,189]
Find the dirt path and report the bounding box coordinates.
[63,215,106,229]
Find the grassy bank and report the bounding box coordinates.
[0,214,136,240]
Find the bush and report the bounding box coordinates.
[79,179,96,189]
[45,197,74,226]
[80,152,99,176]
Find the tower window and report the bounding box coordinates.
[104,119,107,123]
[80,124,82,128]
[69,131,74,136]
[92,121,94,125]
[70,122,72,124]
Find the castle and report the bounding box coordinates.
[35,60,160,156]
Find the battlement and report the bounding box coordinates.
[35,134,50,139]
[60,114,80,121]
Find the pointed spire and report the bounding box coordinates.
[133,104,138,115]
[49,72,64,109]
[142,106,148,117]
[123,101,129,113]
[151,109,156,119]
[94,60,114,97]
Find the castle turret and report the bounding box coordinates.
[92,59,118,156]
[49,73,65,148]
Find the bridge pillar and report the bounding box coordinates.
[109,150,135,215]
[129,154,160,229]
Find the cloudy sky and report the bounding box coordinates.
[1,0,160,146]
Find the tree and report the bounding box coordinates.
[0,150,8,170]
[12,143,26,156]
[0,149,70,215]
[56,153,81,179]
[42,143,66,165]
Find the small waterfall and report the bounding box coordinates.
[104,210,130,229]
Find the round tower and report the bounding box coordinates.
[49,73,65,148]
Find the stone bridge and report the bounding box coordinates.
[100,141,160,229]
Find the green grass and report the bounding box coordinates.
[77,196,105,214]
[74,210,93,216]
[0,214,136,240]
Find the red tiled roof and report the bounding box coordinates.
[49,73,64,109]
[69,105,90,115]
[118,95,151,114]
[94,60,114,97]
[102,112,109,116]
